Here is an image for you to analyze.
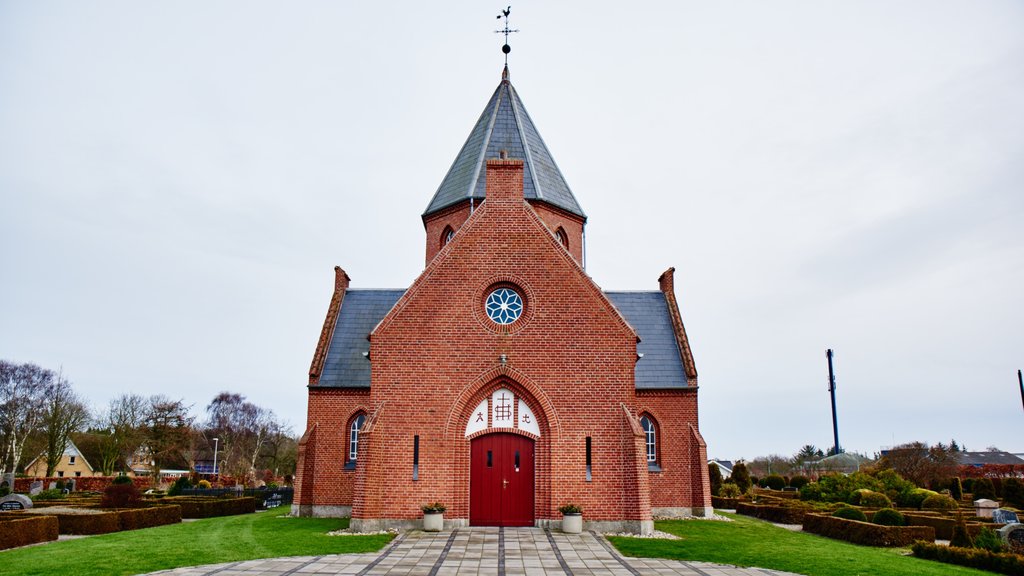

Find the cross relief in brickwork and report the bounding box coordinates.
[464,387,541,437]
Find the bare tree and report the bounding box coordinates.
[42,370,91,476]
[0,361,53,476]
[95,394,147,475]
[143,396,193,486]
[205,392,280,485]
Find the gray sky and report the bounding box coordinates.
[2,1,1022,462]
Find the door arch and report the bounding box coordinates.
[470,432,535,526]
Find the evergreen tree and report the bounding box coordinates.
[730,461,752,493]
[708,462,723,497]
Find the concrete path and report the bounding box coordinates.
[149,527,801,576]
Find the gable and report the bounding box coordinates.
[606,292,690,389]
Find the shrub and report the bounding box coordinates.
[112,475,133,485]
[102,482,142,508]
[973,478,997,500]
[975,526,1005,553]
[1002,477,1024,508]
[708,463,723,497]
[900,488,938,508]
[950,514,975,548]
[730,462,752,493]
[861,490,893,508]
[168,476,191,497]
[912,541,1024,576]
[950,477,964,500]
[719,482,742,498]
[0,485,9,497]
[197,479,212,489]
[832,507,867,522]
[872,508,904,526]
[556,503,581,515]
[763,474,786,490]
[31,489,66,501]
[420,501,446,513]
[789,475,809,490]
[921,493,959,510]
[962,477,975,493]
[750,476,760,488]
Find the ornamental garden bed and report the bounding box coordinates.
[901,512,1005,540]
[0,514,58,550]
[19,504,182,535]
[802,513,934,547]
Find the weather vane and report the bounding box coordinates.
[495,6,518,65]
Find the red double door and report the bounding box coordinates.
[470,433,535,526]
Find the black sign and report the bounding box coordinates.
[1009,527,1024,546]
[0,501,24,511]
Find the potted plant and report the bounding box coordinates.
[421,502,446,531]
[558,503,583,534]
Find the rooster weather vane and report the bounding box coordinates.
[495,6,519,65]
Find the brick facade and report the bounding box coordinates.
[293,158,711,532]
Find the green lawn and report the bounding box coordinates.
[608,513,989,576]
[0,508,393,576]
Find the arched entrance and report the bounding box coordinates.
[470,432,535,526]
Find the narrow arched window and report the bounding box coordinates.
[555,227,569,249]
[640,415,659,470]
[346,412,367,468]
[441,226,455,247]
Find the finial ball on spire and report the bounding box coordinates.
[502,44,511,55]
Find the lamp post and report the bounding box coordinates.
[212,438,219,478]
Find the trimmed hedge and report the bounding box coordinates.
[711,496,740,509]
[901,512,1001,540]
[117,505,182,530]
[832,507,867,522]
[50,510,122,535]
[872,508,905,526]
[920,493,959,510]
[802,513,934,547]
[161,497,256,519]
[0,515,59,550]
[735,502,807,524]
[911,542,1024,576]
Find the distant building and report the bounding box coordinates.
[709,459,734,477]
[24,440,99,478]
[957,451,1024,467]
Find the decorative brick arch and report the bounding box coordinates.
[443,364,559,524]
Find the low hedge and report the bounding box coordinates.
[802,513,934,547]
[50,510,122,535]
[911,542,1024,575]
[902,513,1002,540]
[711,496,740,509]
[0,515,59,550]
[117,505,182,530]
[735,502,806,524]
[161,497,256,519]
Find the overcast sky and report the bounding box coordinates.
[2,1,1022,462]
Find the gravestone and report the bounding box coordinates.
[1,472,14,490]
[974,498,999,518]
[0,494,33,510]
[992,508,1019,525]
[999,524,1024,551]
[47,482,57,490]
[66,479,76,492]
[29,481,43,495]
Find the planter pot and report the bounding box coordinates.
[423,512,443,532]
[562,513,582,534]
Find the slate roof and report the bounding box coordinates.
[957,451,1024,466]
[605,291,690,389]
[316,289,689,389]
[423,67,585,219]
[317,290,405,388]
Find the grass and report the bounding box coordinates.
[607,513,990,576]
[0,508,393,576]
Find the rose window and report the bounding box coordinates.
[485,287,523,324]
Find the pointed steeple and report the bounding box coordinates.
[423,69,585,219]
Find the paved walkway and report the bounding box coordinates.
[150,527,801,576]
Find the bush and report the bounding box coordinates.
[719,482,742,498]
[730,462,751,493]
[800,482,824,502]
[832,507,867,522]
[197,479,212,489]
[921,493,959,510]
[708,463,723,497]
[168,476,191,497]
[112,475,133,485]
[912,541,1024,575]
[31,489,66,501]
[900,488,938,508]
[849,489,892,508]
[872,508,904,526]
[950,477,964,500]
[950,514,975,548]
[789,475,809,490]
[962,477,975,493]
[973,478,997,500]
[763,475,786,490]
[975,526,1005,553]
[102,482,142,508]
[1002,477,1024,509]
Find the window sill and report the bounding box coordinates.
[343,461,356,471]
[648,463,662,473]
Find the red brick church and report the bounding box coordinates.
[292,66,711,533]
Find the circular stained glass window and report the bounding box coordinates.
[485,287,523,324]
